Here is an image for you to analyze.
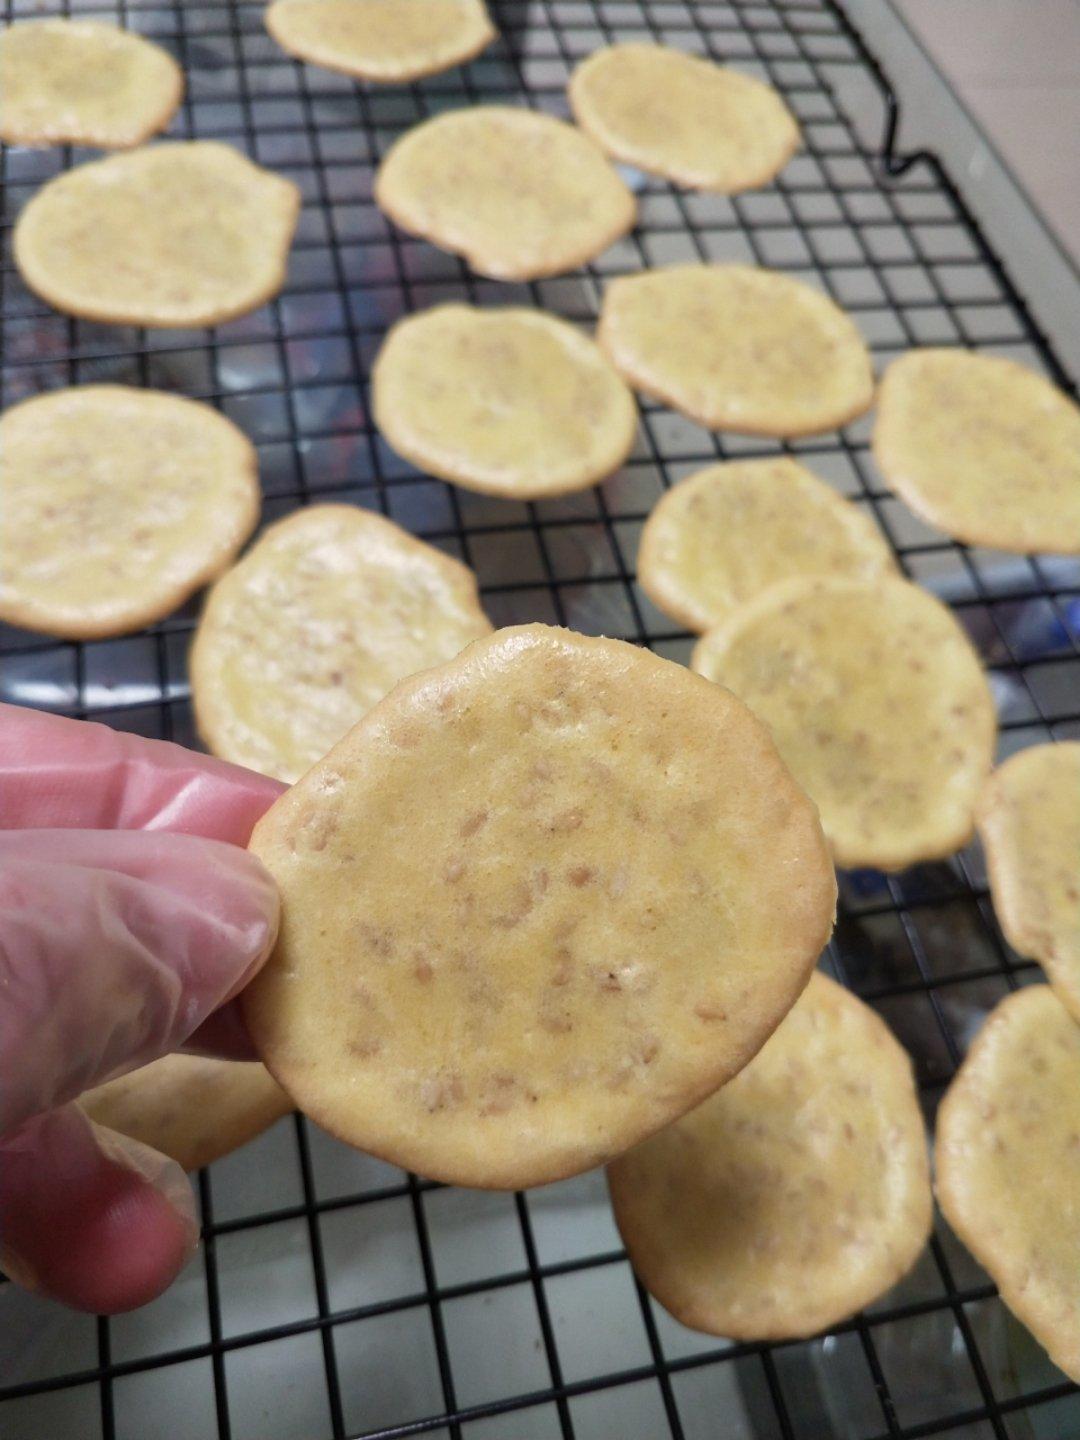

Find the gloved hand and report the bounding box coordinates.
[0,702,284,1313]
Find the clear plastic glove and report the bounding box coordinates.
[0,702,284,1313]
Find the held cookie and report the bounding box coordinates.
[609,972,931,1339]
[14,142,300,328]
[638,457,895,632]
[191,504,492,783]
[0,19,183,148]
[599,263,874,436]
[692,576,996,870]
[80,1055,292,1173]
[873,349,1080,554]
[374,107,636,281]
[265,0,495,81]
[372,304,637,499]
[936,985,1080,1382]
[243,624,836,1190]
[976,744,1080,1017]
[0,386,259,640]
[569,43,799,193]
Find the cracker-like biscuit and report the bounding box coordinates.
[80,1055,292,1173]
[372,304,638,499]
[599,263,874,436]
[243,624,836,1190]
[936,985,1080,1382]
[0,19,183,148]
[609,972,931,1339]
[191,504,492,784]
[692,576,996,870]
[374,106,636,282]
[976,744,1080,1017]
[265,0,495,81]
[0,386,259,640]
[14,142,300,329]
[568,43,799,193]
[873,349,1080,554]
[638,457,895,632]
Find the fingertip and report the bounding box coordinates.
[46,1171,197,1314]
[1,1109,199,1315]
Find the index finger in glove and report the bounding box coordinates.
[0,702,284,841]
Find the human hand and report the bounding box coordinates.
[0,702,284,1313]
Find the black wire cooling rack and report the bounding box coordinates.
[2,1,1080,1437]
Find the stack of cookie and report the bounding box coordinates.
[2,0,1079,1373]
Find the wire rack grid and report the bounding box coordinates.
[1,0,1079,1438]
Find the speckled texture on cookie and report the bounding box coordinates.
[14,142,300,328]
[638,457,895,632]
[0,386,260,640]
[609,972,931,1339]
[374,106,636,281]
[598,263,874,436]
[569,43,799,193]
[191,504,492,784]
[977,744,1080,1017]
[0,19,183,148]
[372,304,638,499]
[692,575,996,870]
[265,0,495,81]
[936,985,1080,1382]
[80,1055,292,1173]
[873,349,1080,554]
[242,624,836,1190]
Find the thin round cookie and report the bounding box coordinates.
[638,457,895,632]
[14,142,300,329]
[569,43,799,193]
[599,263,874,436]
[80,1056,292,1173]
[873,349,1080,554]
[692,576,996,870]
[372,305,638,499]
[0,386,259,641]
[191,504,492,784]
[937,985,1080,1382]
[0,19,183,148]
[976,744,1080,1017]
[374,106,636,281]
[609,972,931,1339]
[243,624,836,1190]
[265,0,495,81]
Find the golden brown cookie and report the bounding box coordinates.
[0,386,259,640]
[873,349,1080,554]
[936,985,1080,1382]
[374,106,636,281]
[0,19,183,148]
[265,0,495,81]
[243,624,836,1189]
[638,457,895,632]
[569,43,799,193]
[599,263,874,436]
[692,576,997,870]
[80,1055,292,1173]
[191,504,492,784]
[609,972,931,1339]
[372,304,638,499]
[14,142,300,328]
[977,744,1080,1017]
